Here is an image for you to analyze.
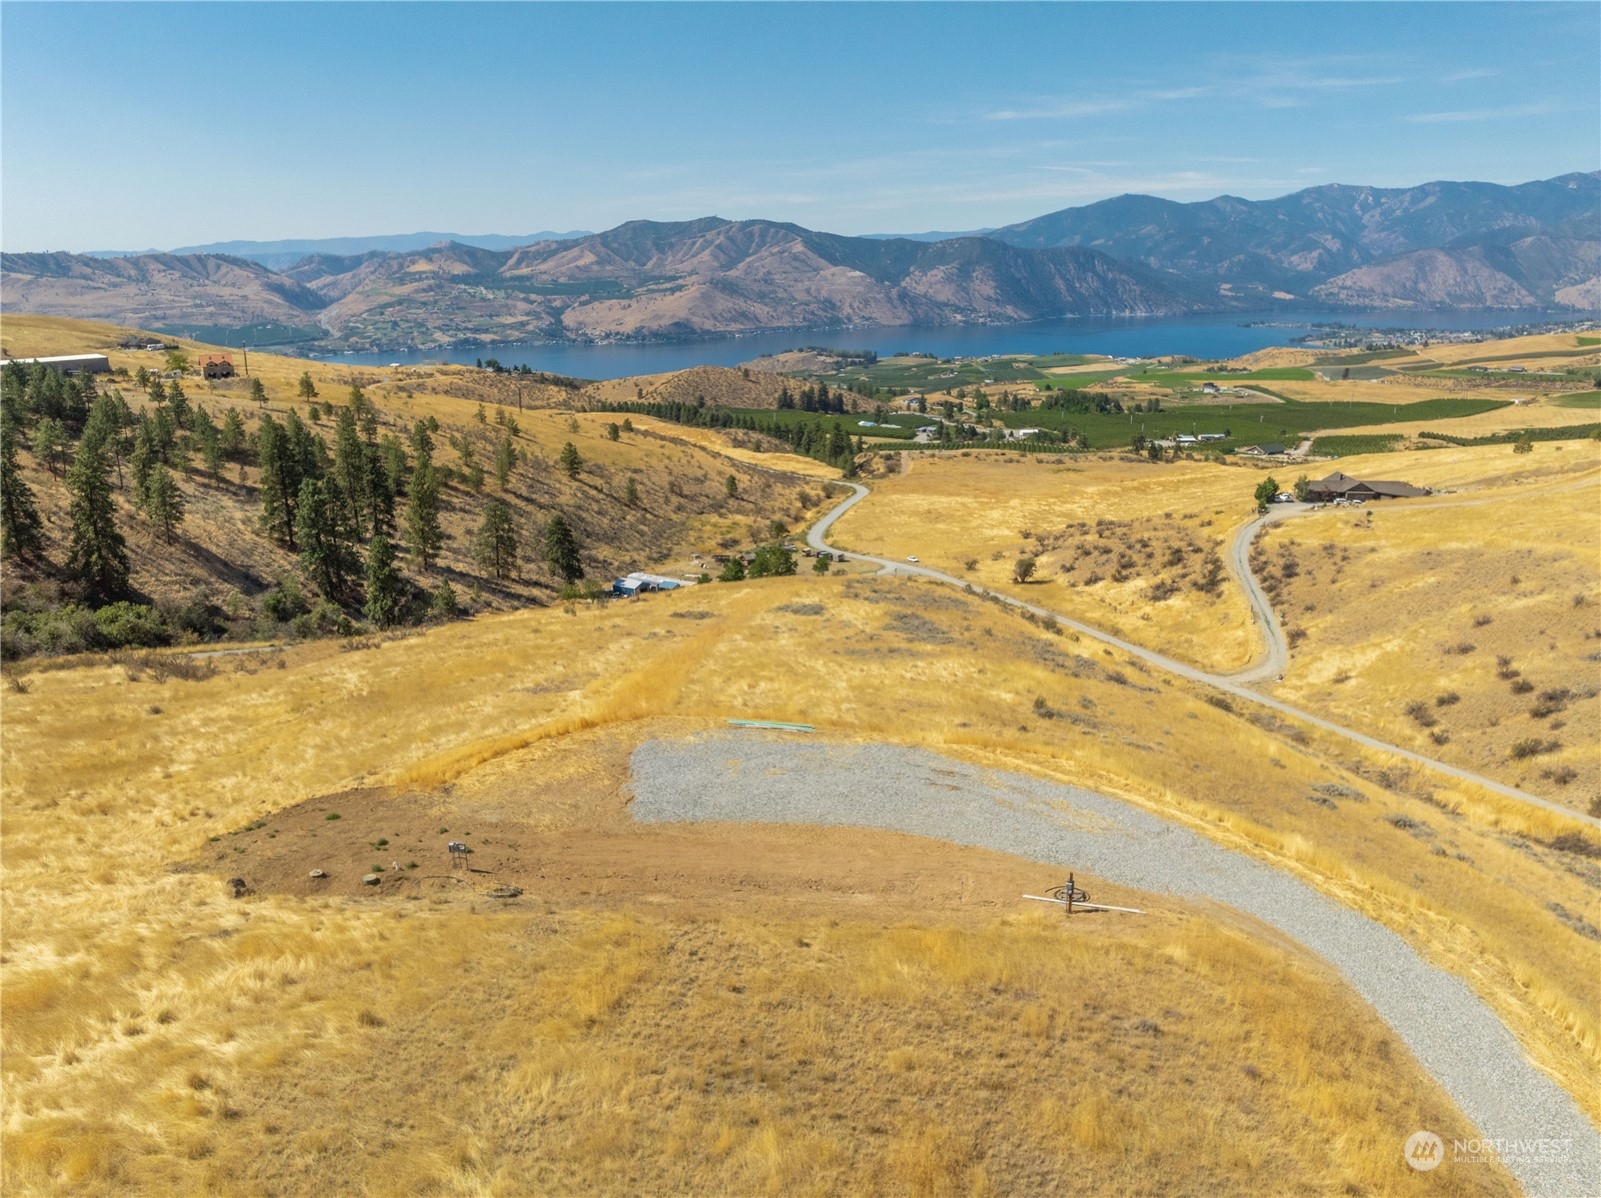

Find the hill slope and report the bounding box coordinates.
[1,317,831,654]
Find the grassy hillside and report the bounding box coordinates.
[2,317,830,656]
[9,573,1583,1195]
[1260,444,1601,808]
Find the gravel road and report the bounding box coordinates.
[809,480,1601,831]
[631,733,1600,1197]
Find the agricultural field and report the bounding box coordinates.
[989,396,1509,451]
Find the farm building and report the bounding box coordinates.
[0,354,111,376]
[1306,471,1428,502]
[201,354,236,379]
[610,571,700,598]
[1239,443,1286,457]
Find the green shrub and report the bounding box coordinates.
[260,577,310,623]
[93,602,173,649]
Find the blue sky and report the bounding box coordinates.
[2,2,1596,251]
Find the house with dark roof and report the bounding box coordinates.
[1306,471,1428,501]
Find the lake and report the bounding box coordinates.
[319,310,1552,380]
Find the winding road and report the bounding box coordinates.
[807,481,1600,831]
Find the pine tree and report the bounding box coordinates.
[249,377,267,406]
[725,473,738,498]
[559,441,582,479]
[129,422,157,511]
[379,434,408,498]
[0,407,44,559]
[144,462,186,542]
[494,433,516,489]
[404,448,444,569]
[295,477,358,601]
[333,406,369,530]
[256,415,293,545]
[624,477,640,507]
[220,408,246,460]
[65,435,129,601]
[473,499,518,580]
[542,512,583,583]
[32,416,68,476]
[298,372,318,399]
[366,449,395,539]
[166,379,190,428]
[363,535,404,628]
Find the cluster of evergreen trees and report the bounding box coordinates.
[1036,389,1124,415]
[774,381,847,414]
[2,361,588,641]
[600,399,862,473]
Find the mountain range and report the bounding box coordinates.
[5,172,1595,350]
[86,231,593,271]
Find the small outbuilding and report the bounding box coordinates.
[610,571,700,598]
[1239,443,1286,457]
[201,354,236,380]
[0,354,111,376]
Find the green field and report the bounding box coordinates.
[996,396,1508,451]
[740,408,920,440]
[1552,391,1601,409]
[1309,434,1407,458]
[1138,367,1317,385]
[1417,423,1601,447]
[1311,348,1420,366]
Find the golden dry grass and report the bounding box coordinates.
[1223,347,1325,370]
[4,569,1597,1194]
[1412,331,1600,366]
[621,415,842,480]
[830,453,1263,671]
[1321,396,1601,440]
[1257,442,1601,806]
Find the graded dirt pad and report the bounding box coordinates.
[200,724,1094,925]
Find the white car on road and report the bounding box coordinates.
[907,555,919,563]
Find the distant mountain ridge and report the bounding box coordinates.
[87,231,592,271]
[6,172,1595,349]
[987,172,1600,307]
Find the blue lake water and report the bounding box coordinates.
[319,309,1549,380]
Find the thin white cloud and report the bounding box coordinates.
[1441,68,1501,83]
[1406,101,1563,124]
[984,98,1139,122]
